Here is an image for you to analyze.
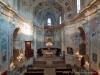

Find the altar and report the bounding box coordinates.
[44,50,54,58]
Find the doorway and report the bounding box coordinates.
[25,41,33,59]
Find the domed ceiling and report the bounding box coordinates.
[21,0,75,26]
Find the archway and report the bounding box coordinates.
[13,26,34,64]
[12,28,20,64]
[13,28,20,48]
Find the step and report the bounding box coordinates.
[44,68,56,75]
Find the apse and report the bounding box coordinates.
[36,8,60,26]
[33,1,63,26]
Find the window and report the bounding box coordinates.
[77,0,81,13]
[47,18,51,26]
[59,16,62,24]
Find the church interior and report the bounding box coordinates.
[0,0,100,75]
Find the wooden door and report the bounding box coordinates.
[25,41,31,50]
[25,41,33,59]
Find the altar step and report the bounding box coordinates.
[33,60,66,68]
[44,68,55,75]
[25,68,74,75]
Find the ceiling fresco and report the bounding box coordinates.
[21,0,73,26]
[33,1,63,25]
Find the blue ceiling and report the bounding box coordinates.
[33,2,63,26]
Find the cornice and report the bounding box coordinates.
[1,0,100,30]
[71,0,100,23]
[0,1,24,22]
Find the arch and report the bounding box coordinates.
[35,7,60,25]
[13,27,34,61]
[12,28,20,62]
[13,28,20,48]
[33,1,64,26]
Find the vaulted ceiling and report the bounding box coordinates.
[21,0,75,25]
[21,0,72,13]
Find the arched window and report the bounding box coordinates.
[47,18,51,26]
[77,0,81,13]
[59,16,62,24]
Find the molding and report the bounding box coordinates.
[1,0,100,30]
[0,1,24,22]
[71,0,100,23]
